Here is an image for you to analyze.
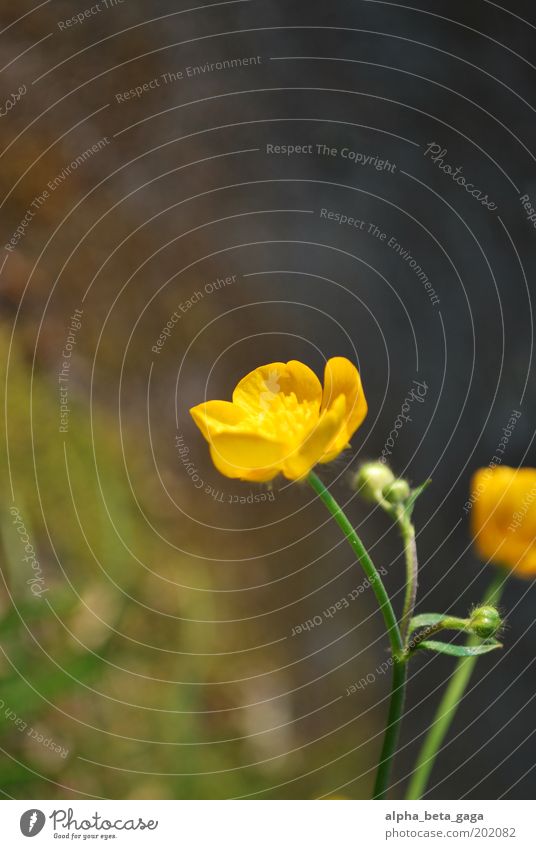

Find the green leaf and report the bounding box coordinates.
[415,639,502,657]
[404,479,432,520]
[409,613,445,630]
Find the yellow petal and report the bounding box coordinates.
[233,360,322,416]
[209,444,279,482]
[209,431,286,480]
[189,400,247,442]
[318,430,351,464]
[321,357,368,437]
[285,360,323,404]
[282,394,347,480]
[517,549,536,576]
[471,466,536,576]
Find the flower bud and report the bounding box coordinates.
[469,605,502,639]
[353,462,395,502]
[383,479,411,505]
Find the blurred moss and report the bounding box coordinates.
[0,326,324,799]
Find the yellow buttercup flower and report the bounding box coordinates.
[190,357,367,481]
[471,466,536,576]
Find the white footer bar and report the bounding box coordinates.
[1,800,533,848]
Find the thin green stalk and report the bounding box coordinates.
[307,471,403,658]
[306,470,406,799]
[406,570,504,799]
[373,511,418,798]
[372,658,407,799]
[409,616,471,650]
[398,513,418,646]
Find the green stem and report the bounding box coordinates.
[306,470,405,799]
[373,658,407,799]
[398,514,418,646]
[405,570,504,800]
[408,617,471,650]
[307,471,403,658]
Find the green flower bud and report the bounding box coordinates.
[353,462,395,502]
[469,605,502,639]
[383,479,411,505]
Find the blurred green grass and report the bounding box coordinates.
[0,326,223,798]
[0,325,378,799]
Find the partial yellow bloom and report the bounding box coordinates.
[471,466,536,576]
[190,357,367,481]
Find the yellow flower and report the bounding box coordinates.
[471,466,536,576]
[190,357,367,481]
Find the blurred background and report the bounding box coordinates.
[0,0,535,800]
